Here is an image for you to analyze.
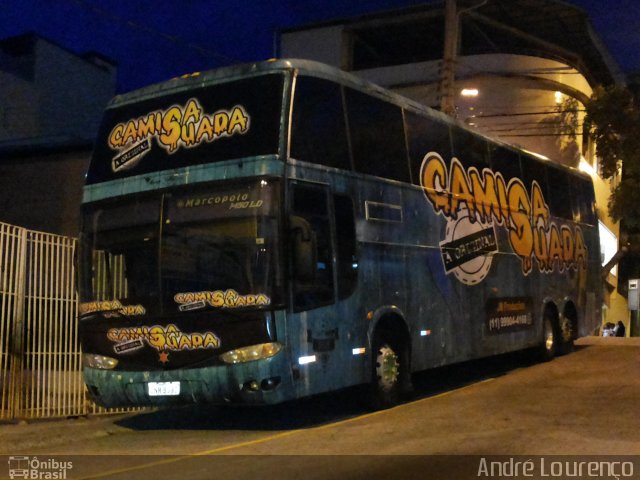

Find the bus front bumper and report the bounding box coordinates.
[83,352,294,408]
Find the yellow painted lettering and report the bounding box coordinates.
[213,112,229,136]
[496,174,510,225]
[148,326,165,349]
[421,153,450,216]
[449,159,475,218]
[561,226,575,267]
[109,124,124,147]
[533,226,549,271]
[548,225,564,269]
[137,114,157,138]
[181,122,196,146]
[211,291,224,307]
[178,335,191,350]
[195,116,214,143]
[469,169,501,223]
[191,334,203,349]
[531,182,550,229]
[122,121,138,145]
[160,107,182,152]
[228,106,249,133]
[203,332,220,348]
[574,227,588,269]
[183,99,202,123]
[507,180,533,273]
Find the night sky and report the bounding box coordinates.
[1,0,639,93]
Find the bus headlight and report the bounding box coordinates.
[83,353,119,370]
[220,342,282,364]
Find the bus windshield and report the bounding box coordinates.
[78,179,282,317]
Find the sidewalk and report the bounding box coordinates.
[0,414,133,453]
[576,335,640,346]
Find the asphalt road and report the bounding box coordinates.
[1,337,639,479]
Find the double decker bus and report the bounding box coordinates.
[78,59,601,409]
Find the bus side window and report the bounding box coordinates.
[545,167,574,220]
[291,76,351,171]
[451,126,490,170]
[345,88,410,182]
[291,184,335,311]
[520,155,548,207]
[489,145,522,184]
[404,111,452,185]
[334,194,358,299]
[571,177,597,225]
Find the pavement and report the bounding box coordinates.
[0,337,640,455]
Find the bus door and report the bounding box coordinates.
[288,180,359,392]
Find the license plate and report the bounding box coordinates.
[148,381,180,396]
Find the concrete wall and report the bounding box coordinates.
[0,35,116,143]
[34,41,115,141]
[0,35,115,237]
[0,149,90,236]
[0,69,38,142]
[281,26,345,67]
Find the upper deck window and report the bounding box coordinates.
[345,88,409,182]
[87,73,284,185]
[290,76,351,171]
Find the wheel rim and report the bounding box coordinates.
[560,316,573,343]
[544,318,554,352]
[376,345,399,392]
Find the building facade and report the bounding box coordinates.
[0,33,117,236]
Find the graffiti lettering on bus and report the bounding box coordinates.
[107,99,250,171]
[107,324,221,353]
[420,152,587,282]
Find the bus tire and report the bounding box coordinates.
[558,314,575,355]
[539,313,558,362]
[370,329,409,410]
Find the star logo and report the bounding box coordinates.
[158,351,170,364]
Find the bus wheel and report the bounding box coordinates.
[559,315,575,355]
[539,314,558,362]
[370,331,406,410]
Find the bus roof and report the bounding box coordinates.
[107,58,590,181]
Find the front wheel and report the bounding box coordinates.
[369,331,410,410]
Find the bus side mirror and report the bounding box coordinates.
[290,216,317,283]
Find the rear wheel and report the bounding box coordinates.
[539,314,558,362]
[370,330,410,410]
[558,315,575,355]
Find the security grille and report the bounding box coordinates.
[0,222,142,419]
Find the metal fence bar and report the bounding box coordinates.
[0,224,22,419]
[0,221,145,419]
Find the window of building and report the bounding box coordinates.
[599,221,618,276]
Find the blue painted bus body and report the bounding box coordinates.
[79,59,601,407]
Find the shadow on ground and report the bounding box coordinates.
[115,345,587,432]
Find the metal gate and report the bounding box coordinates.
[0,222,141,419]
